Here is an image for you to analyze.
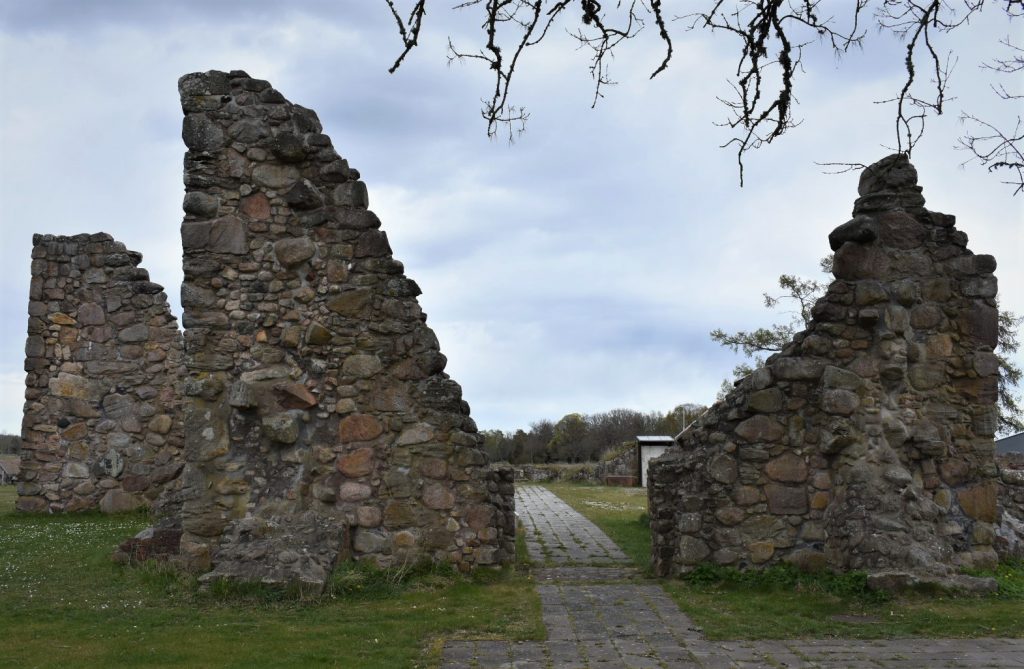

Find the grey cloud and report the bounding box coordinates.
[1,0,377,32]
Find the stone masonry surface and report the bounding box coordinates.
[19,233,184,514]
[443,485,1024,668]
[996,453,1024,558]
[117,70,513,588]
[649,155,1004,581]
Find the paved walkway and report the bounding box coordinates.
[441,486,1024,669]
[517,485,633,566]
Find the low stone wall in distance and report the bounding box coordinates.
[600,444,640,486]
[514,463,601,483]
[513,446,640,486]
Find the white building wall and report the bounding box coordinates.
[640,445,669,487]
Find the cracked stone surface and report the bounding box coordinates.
[441,485,1024,668]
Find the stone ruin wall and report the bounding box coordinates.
[18,234,184,513]
[598,444,641,485]
[649,155,1003,578]
[996,453,1024,559]
[137,70,513,587]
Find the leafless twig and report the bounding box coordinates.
[383,0,1024,191]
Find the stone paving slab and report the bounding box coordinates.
[440,485,1024,668]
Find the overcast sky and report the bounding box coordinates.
[1,1,1021,436]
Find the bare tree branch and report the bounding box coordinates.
[958,34,1024,193]
[383,0,1024,191]
[684,1,868,184]
[384,0,427,73]
[959,114,1024,194]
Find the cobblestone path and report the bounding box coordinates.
[441,486,1024,668]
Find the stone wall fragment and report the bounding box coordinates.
[19,233,184,513]
[121,70,514,588]
[649,155,1003,581]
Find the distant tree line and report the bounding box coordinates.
[482,404,705,464]
[0,433,20,455]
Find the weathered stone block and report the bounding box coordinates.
[337,447,374,477]
[262,413,299,444]
[48,372,97,400]
[418,457,447,479]
[746,388,783,413]
[342,354,382,379]
[677,536,711,565]
[771,358,824,381]
[339,482,373,502]
[765,453,808,483]
[960,302,999,348]
[822,389,859,415]
[274,382,317,409]
[182,115,225,152]
[333,181,369,208]
[735,415,785,443]
[326,289,373,316]
[339,414,383,443]
[253,163,300,190]
[184,192,220,218]
[764,484,807,515]
[422,483,455,510]
[353,528,387,554]
[822,366,862,391]
[99,489,146,514]
[274,237,316,268]
[747,540,775,564]
[707,453,738,484]
[958,482,998,523]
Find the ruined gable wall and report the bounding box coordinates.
[165,70,513,586]
[19,233,184,513]
[649,156,1001,577]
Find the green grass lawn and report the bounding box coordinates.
[0,485,543,668]
[0,484,15,512]
[542,481,1024,639]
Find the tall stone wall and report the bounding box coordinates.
[19,233,184,513]
[145,70,513,587]
[649,156,1002,579]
